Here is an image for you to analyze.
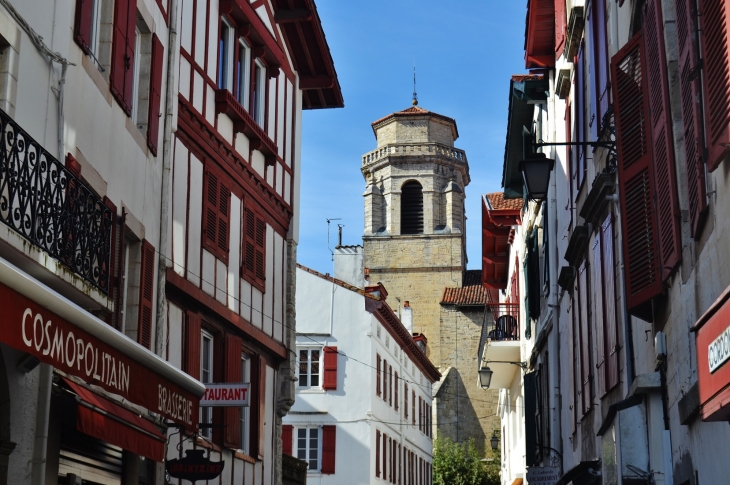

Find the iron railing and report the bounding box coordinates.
[0,109,114,294]
[484,303,521,341]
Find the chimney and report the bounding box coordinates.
[402,301,413,333]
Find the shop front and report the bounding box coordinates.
[692,284,730,421]
[0,258,205,484]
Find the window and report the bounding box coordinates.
[296,427,320,471]
[252,59,266,126]
[236,39,251,108]
[394,372,399,411]
[240,352,251,452]
[241,203,266,291]
[388,364,393,406]
[383,359,388,403]
[74,0,103,62]
[376,429,381,478]
[376,354,382,397]
[411,390,415,425]
[90,0,102,57]
[203,166,231,263]
[298,348,321,389]
[218,17,235,91]
[200,330,214,440]
[401,181,423,235]
[130,27,142,123]
[404,382,408,420]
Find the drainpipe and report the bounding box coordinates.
[30,363,52,485]
[156,0,180,358]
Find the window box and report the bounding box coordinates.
[579,170,616,225]
[564,225,591,267]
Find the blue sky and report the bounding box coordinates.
[298,0,527,274]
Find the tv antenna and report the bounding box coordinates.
[326,218,342,261]
[412,65,418,106]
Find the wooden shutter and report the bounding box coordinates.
[578,261,591,414]
[565,99,574,228]
[137,240,155,350]
[412,390,415,425]
[611,32,663,318]
[223,334,242,449]
[74,0,94,54]
[111,0,137,115]
[376,429,381,477]
[571,296,579,429]
[602,214,620,390]
[592,233,606,396]
[204,168,230,263]
[282,424,293,456]
[555,0,566,57]
[382,433,387,480]
[394,372,399,411]
[242,205,266,291]
[147,34,164,156]
[698,0,730,171]
[404,382,408,419]
[383,359,388,403]
[590,0,610,133]
[388,365,393,406]
[576,44,586,191]
[376,354,381,397]
[323,346,338,390]
[321,425,336,474]
[676,0,708,237]
[644,0,682,280]
[250,355,265,458]
[184,311,201,380]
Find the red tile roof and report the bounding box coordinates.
[296,264,378,300]
[441,270,495,306]
[486,192,524,211]
[371,105,459,138]
[511,74,545,82]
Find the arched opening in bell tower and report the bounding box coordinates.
[401,181,424,234]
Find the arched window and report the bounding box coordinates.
[401,181,423,234]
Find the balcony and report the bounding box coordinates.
[481,303,522,389]
[0,109,115,294]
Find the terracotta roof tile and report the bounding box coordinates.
[511,74,544,82]
[441,270,493,306]
[486,192,524,211]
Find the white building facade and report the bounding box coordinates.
[284,248,439,485]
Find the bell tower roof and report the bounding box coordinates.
[370,106,459,142]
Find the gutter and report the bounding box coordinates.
[0,257,205,397]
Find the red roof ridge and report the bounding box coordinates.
[370,106,459,139]
[296,263,377,299]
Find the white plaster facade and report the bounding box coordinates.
[284,250,437,485]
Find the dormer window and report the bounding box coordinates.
[401,181,423,234]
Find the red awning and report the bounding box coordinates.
[63,378,166,462]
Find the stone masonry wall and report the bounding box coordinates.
[436,306,500,454]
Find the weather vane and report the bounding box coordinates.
[412,65,418,106]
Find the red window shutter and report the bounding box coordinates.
[555,0,566,57]
[412,390,415,425]
[137,240,155,350]
[383,359,388,402]
[74,0,94,54]
[589,0,610,136]
[223,333,242,449]
[388,365,393,406]
[611,32,663,317]
[698,0,730,171]
[644,0,682,280]
[204,168,230,263]
[111,0,136,115]
[404,383,408,419]
[602,214,620,390]
[576,44,586,191]
[321,425,336,474]
[147,34,164,156]
[418,396,422,432]
[676,0,708,237]
[184,311,201,380]
[376,429,381,477]
[394,372,399,410]
[388,436,392,482]
[242,205,265,290]
[250,355,265,457]
[382,433,387,479]
[398,443,402,485]
[578,261,591,414]
[282,424,293,456]
[376,354,382,396]
[592,234,606,397]
[323,346,338,390]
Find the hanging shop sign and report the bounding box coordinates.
[526,466,560,485]
[692,284,730,421]
[0,282,199,427]
[166,450,225,483]
[200,383,250,406]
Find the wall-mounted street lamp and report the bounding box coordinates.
[490,432,500,451]
[478,360,528,390]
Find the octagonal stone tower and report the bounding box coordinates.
[361,105,470,362]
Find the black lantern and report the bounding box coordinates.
[519,153,555,201]
[490,432,499,451]
[478,364,493,389]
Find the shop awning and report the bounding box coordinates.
[63,378,166,462]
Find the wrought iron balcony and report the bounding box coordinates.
[0,109,115,294]
[484,303,521,341]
